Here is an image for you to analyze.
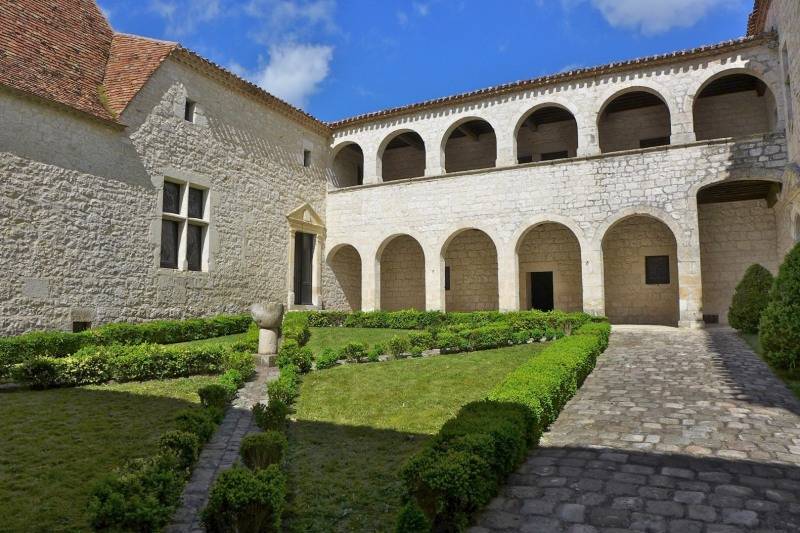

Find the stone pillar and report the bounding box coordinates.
[286,229,296,307]
[670,110,696,145]
[312,235,323,307]
[497,243,519,311]
[425,246,445,311]
[362,142,380,185]
[361,247,379,311]
[581,245,606,317]
[425,135,445,176]
[251,302,284,366]
[677,238,705,329]
[495,122,517,168]
[577,113,600,157]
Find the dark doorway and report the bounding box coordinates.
[530,271,554,311]
[294,232,315,305]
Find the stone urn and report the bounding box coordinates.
[250,302,284,356]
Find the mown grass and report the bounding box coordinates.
[171,331,250,348]
[0,375,216,532]
[741,333,800,398]
[305,327,410,354]
[283,343,546,532]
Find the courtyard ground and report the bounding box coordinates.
[472,326,800,532]
[0,376,217,532]
[283,343,546,532]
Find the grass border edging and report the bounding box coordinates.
[397,321,611,531]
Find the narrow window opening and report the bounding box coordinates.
[303,149,312,167]
[444,265,451,291]
[645,255,670,285]
[160,219,179,269]
[184,99,196,122]
[188,187,204,219]
[72,321,91,332]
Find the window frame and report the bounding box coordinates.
[644,255,671,285]
[184,99,197,123]
[160,177,211,272]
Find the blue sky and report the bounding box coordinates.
[99,0,755,122]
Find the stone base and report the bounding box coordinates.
[257,353,278,367]
[258,328,279,355]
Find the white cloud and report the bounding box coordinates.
[566,0,740,35]
[413,2,430,16]
[149,0,221,36]
[245,43,333,108]
[246,0,337,43]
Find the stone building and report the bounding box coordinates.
[1,0,799,334]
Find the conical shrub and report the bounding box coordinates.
[728,264,773,333]
[759,242,800,369]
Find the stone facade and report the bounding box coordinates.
[444,229,499,312]
[517,223,583,312]
[379,235,426,311]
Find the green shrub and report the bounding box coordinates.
[410,346,424,358]
[175,409,218,442]
[367,343,385,362]
[253,400,290,432]
[11,357,62,389]
[434,330,469,354]
[159,430,201,469]
[408,331,435,351]
[202,465,286,533]
[240,431,287,470]
[728,264,774,333]
[87,452,185,532]
[276,341,313,373]
[395,501,431,533]
[282,312,310,346]
[267,365,300,405]
[218,369,245,393]
[760,242,800,369]
[315,348,340,370]
[388,336,411,358]
[339,341,368,363]
[0,330,94,377]
[199,384,232,410]
[222,350,256,380]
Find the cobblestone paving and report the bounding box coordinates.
[472,326,800,533]
[166,361,278,533]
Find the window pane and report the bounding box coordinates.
[163,182,180,214]
[188,187,204,219]
[160,219,179,269]
[187,223,203,272]
[645,255,670,285]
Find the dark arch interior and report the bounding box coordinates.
[516,107,578,164]
[332,144,364,188]
[599,91,671,153]
[694,74,777,141]
[382,131,426,181]
[444,119,497,173]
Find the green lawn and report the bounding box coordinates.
[305,327,410,354]
[283,343,545,532]
[741,333,800,398]
[171,331,251,348]
[0,375,217,532]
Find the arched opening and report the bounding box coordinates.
[697,180,781,324]
[443,229,498,311]
[598,90,671,153]
[602,215,679,326]
[380,131,426,181]
[379,235,425,311]
[327,245,362,311]
[693,73,778,141]
[443,119,497,173]
[515,106,578,163]
[332,143,364,187]
[517,223,583,311]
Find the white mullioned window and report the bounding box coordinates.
[160,178,211,271]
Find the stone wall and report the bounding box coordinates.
[325,245,362,311]
[599,104,672,153]
[698,198,778,324]
[517,223,583,311]
[0,56,329,335]
[694,89,776,141]
[332,144,362,188]
[382,144,425,181]
[516,119,578,161]
[444,229,499,312]
[602,216,679,326]
[379,235,425,310]
[444,131,497,173]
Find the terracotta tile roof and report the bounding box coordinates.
[328,34,774,130]
[0,0,116,122]
[747,0,772,35]
[103,34,177,117]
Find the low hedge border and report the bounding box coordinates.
[87,368,252,532]
[397,321,611,531]
[11,342,257,389]
[0,313,253,377]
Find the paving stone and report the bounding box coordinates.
[472,328,800,533]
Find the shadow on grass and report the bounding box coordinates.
[0,383,208,532]
[283,419,428,533]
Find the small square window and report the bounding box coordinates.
[184,99,196,122]
[188,187,204,219]
[303,149,312,167]
[444,266,451,291]
[160,219,180,269]
[645,255,670,285]
[72,321,91,332]
[186,223,203,272]
[163,182,181,214]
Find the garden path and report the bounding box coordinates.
[472,326,800,532]
[166,359,279,533]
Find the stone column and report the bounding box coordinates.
[425,246,445,311]
[581,245,606,317]
[497,243,519,311]
[286,229,296,307]
[670,110,696,145]
[251,302,284,366]
[425,134,445,176]
[361,247,379,311]
[495,122,517,168]
[576,112,600,157]
[677,236,704,329]
[311,235,323,307]
[362,142,380,185]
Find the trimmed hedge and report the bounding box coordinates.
[202,465,286,532]
[398,322,611,530]
[282,312,311,346]
[0,313,253,377]
[728,264,774,334]
[11,343,256,389]
[240,431,287,470]
[760,242,800,369]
